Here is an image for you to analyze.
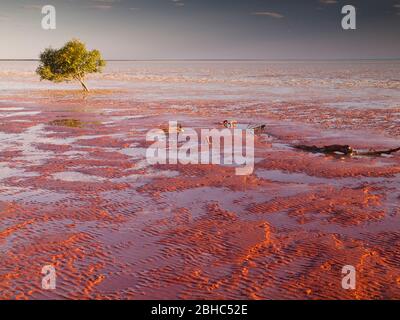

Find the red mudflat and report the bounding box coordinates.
[0,61,399,300]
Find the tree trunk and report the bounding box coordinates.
[79,79,89,92]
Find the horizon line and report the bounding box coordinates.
[1,58,400,62]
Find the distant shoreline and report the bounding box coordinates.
[1,58,400,62]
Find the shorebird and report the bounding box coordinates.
[161,123,184,134]
[222,120,238,128]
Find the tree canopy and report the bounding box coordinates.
[36,39,106,92]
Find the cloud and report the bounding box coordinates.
[394,4,400,16]
[88,0,119,9]
[252,11,284,19]
[172,0,185,7]
[0,14,10,21]
[21,5,43,10]
[89,5,113,9]
[319,0,338,4]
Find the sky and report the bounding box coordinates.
[0,0,399,59]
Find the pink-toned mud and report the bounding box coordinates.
[0,61,399,299]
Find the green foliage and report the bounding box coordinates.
[36,39,106,91]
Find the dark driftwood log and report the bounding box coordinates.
[294,144,354,155]
[356,147,400,156]
[294,144,400,157]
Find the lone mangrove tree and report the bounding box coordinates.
[36,39,106,92]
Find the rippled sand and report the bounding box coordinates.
[0,61,399,299]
